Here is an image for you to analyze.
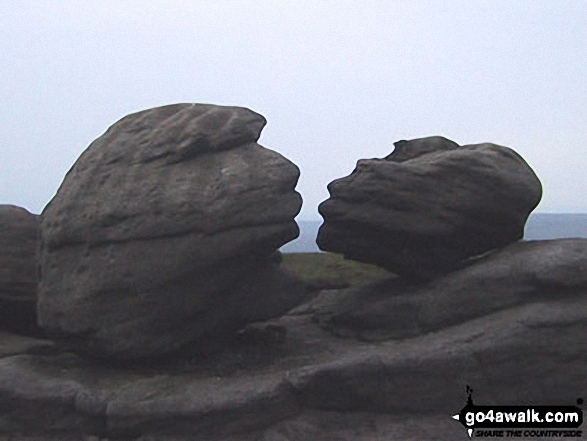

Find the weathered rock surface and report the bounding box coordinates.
[0,205,41,336]
[1,297,584,439]
[0,331,55,358]
[317,136,542,279]
[2,239,585,440]
[38,104,305,360]
[309,238,587,340]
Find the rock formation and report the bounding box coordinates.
[2,123,583,440]
[1,238,585,440]
[309,238,587,340]
[0,205,40,336]
[317,136,543,279]
[37,103,306,360]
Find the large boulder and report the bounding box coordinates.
[317,136,542,279]
[0,205,40,336]
[38,103,305,360]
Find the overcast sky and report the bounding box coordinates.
[1,1,586,219]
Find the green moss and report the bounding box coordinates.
[281,252,390,288]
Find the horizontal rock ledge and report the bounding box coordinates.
[2,295,585,438]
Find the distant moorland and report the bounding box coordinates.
[282,213,587,253]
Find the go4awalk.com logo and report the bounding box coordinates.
[452,386,584,439]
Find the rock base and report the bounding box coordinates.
[1,293,585,440]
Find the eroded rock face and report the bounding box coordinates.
[3,234,586,439]
[317,136,542,279]
[310,238,587,341]
[2,272,585,439]
[0,205,40,336]
[38,103,304,360]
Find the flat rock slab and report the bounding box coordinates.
[0,331,57,359]
[310,238,587,340]
[1,294,585,440]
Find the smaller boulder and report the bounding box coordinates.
[0,205,41,336]
[317,136,542,279]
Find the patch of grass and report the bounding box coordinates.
[281,252,390,289]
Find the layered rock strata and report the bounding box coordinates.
[0,205,40,336]
[2,235,585,439]
[317,136,542,279]
[38,103,305,360]
[308,238,587,340]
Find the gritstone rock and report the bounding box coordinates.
[0,205,40,336]
[2,237,585,439]
[309,238,587,341]
[317,136,542,279]
[37,103,305,360]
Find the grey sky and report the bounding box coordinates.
[2,1,586,219]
